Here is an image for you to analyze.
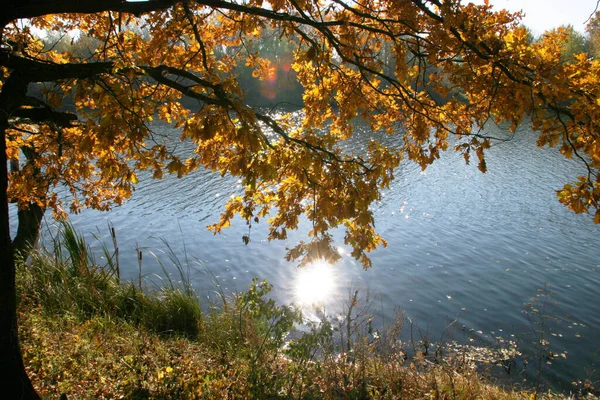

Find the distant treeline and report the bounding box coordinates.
[39,27,304,109]
[37,18,600,111]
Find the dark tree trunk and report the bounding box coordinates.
[0,71,41,399]
[12,203,45,257]
[11,145,47,258]
[0,131,40,400]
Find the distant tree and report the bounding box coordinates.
[2,1,600,397]
[552,25,589,63]
[234,27,304,106]
[520,24,536,44]
[587,11,600,59]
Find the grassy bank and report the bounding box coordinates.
[16,222,593,399]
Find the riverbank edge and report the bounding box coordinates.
[16,223,591,399]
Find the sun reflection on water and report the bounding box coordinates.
[294,260,337,307]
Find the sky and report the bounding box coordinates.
[470,0,599,35]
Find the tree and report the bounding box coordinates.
[2,0,600,397]
[587,11,600,59]
[233,26,304,106]
[545,25,589,63]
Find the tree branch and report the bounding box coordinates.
[3,0,178,26]
[0,52,113,82]
[11,108,77,127]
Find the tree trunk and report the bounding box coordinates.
[9,156,46,258]
[0,71,41,399]
[12,203,45,257]
[1,131,40,400]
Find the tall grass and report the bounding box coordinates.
[18,219,202,339]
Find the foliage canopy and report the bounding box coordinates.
[2,0,600,268]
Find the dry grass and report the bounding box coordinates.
[20,308,572,399]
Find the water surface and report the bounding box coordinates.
[11,120,599,391]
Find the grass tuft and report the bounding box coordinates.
[18,219,202,339]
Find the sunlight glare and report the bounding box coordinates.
[294,260,337,307]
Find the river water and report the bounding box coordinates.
[11,118,599,392]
